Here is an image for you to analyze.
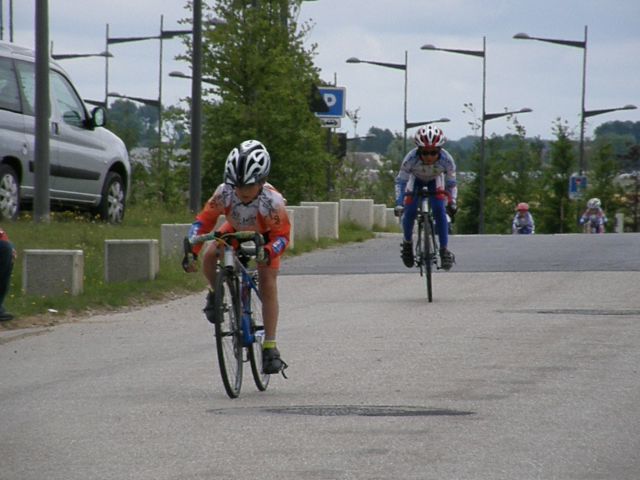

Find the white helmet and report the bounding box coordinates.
[414,125,446,148]
[224,140,271,187]
[587,197,601,209]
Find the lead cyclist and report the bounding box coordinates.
[393,125,458,271]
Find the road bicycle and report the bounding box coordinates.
[582,215,605,234]
[513,224,534,235]
[185,230,273,399]
[413,187,444,303]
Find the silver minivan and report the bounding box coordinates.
[0,41,130,222]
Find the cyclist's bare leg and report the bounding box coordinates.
[202,243,222,289]
[257,266,278,339]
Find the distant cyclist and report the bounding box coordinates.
[579,197,607,233]
[184,140,291,375]
[394,125,458,270]
[512,202,535,234]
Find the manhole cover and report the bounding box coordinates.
[499,308,640,316]
[210,405,475,417]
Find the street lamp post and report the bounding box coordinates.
[583,104,637,119]
[513,27,589,174]
[422,40,533,233]
[50,46,113,108]
[190,0,203,213]
[107,92,161,109]
[346,51,408,156]
[169,71,217,86]
[405,118,450,129]
[106,15,195,159]
[421,38,492,232]
[51,50,112,60]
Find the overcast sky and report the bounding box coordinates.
[6,0,640,141]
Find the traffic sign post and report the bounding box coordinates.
[320,118,341,128]
[569,174,588,199]
[315,86,346,121]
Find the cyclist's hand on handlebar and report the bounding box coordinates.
[393,205,404,217]
[182,236,199,272]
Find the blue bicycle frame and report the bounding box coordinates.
[237,259,262,348]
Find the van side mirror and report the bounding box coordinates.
[91,106,106,128]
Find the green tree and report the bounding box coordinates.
[594,120,640,144]
[537,119,579,233]
[187,0,331,204]
[456,117,542,234]
[107,99,142,151]
[583,142,626,231]
[128,106,190,208]
[358,127,395,154]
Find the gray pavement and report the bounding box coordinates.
[1,234,640,479]
[280,232,640,274]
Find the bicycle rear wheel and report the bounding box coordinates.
[422,214,434,302]
[247,272,270,391]
[214,269,243,398]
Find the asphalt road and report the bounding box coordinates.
[1,234,640,480]
[280,232,640,274]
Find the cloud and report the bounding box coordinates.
[8,0,639,140]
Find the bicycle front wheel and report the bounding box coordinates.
[214,269,243,398]
[248,272,270,391]
[421,214,434,302]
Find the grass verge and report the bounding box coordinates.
[1,206,378,330]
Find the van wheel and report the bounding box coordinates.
[97,172,125,224]
[0,165,20,220]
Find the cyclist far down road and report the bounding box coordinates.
[394,125,458,270]
[580,197,608,233]
[512,202,536,235]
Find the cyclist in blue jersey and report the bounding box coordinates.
[512,202,535,234]
[394,125,458,270]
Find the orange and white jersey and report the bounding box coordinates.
[190,182,290,257]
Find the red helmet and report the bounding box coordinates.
[414,125,446,148]
[516,202,529,212]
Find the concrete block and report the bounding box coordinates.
[301,201,339,239]
[287,205,319,242]
[385,208,398,228]
[339,199,374,230]
[161,216,227,257]
[615,213,624,233]
[23,250,84,296]
[161,224,190,257]
[286,208,295,250]
[105,239,159,283]
[373,204,387,229]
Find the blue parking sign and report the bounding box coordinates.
[569,174,587,199]
[315,87,346,118]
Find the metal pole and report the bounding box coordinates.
[8,0,12,42]
[578,25,588,176]
[1,1,4,41]
[105,24,109,107]
[478,36,487,234]
[189,0,203,212]
[34,0,50,222]
[403,50,408,157]
[158,15,164,161]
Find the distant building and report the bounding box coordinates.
[345,151,383,181]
